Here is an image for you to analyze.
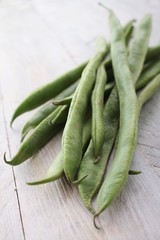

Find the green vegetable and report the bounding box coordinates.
[62,38,109,182]
[4,106,68,166]
[11,62,87,125]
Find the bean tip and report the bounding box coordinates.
[98,2,111,12]
[26,181,38,186]
[10,120,13,128]
[93,214,101,229]
[4,152,9,164]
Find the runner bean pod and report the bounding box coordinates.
[11,62,87,125]
[62,38,109,182]
[5,106,68,166]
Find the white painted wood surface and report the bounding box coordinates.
[0,0,160,239]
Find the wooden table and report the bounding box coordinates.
[0,0,160,239]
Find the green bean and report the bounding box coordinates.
[94,9,138,222]
[11,62,87,125]
[113,56,157,150]
[4,106,69,166]
[62,39,109,182]
[114,14,152,152]
[52,95,73,106]
[94,10,154,223]
[91,63,107,160]
[128,14,152,82]
[77,14,153,214]
[76,62,155,214]
[77,88,119,213]
[136,58,160,89]
[21,81,78,142]
[27,116,92,186]
[95,74,160,221]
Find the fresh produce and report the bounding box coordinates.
[62,38,109,183]
[93,9,151,226]
[4,7,160,228]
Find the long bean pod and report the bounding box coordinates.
[78,88,119,212]
[62,39,109,182]
[95,74,160,220]
[77,13,153,213]
[128,14,152,82]
[94,11,153,220]
[69,60,157,214]
[5,106,69,166]
[11,62,87,124]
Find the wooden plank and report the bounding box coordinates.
[0,0,160,239]
[0,100,24,239]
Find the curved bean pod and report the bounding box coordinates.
[77,16,155,214]
[63,39,109,182]
[77,87,119,212]
[94,10,138,218]
[11,62,87,124]
[4,106,68,166]
[128,14,152,82]
[76,64,157,214]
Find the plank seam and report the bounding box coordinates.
[1,100,26,240]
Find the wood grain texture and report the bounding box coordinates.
[0,0,160,239]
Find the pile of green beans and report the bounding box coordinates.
[4,9,160,228]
